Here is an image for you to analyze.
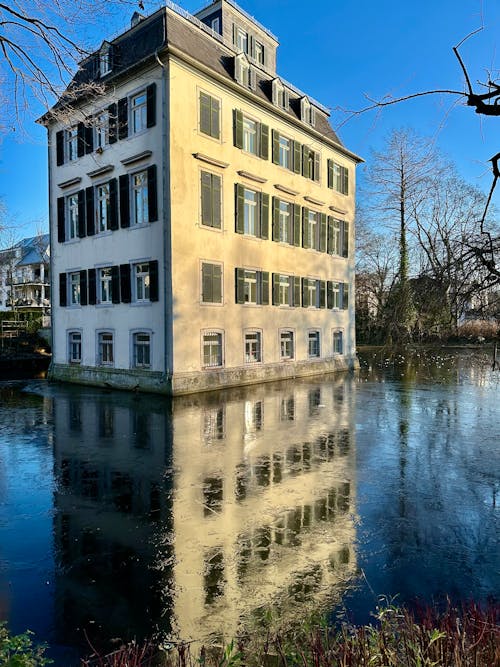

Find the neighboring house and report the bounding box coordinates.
[0,234,50,313]
[38,0,361,395]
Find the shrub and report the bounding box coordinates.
[0,623,51,666]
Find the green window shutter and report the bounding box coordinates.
[234,109,243,149]
[343,167,349,195]
[327,281,333,309]
[327,159,333,189]
[59,273,67,307]
[119,174,130,228]
[56,130,64,166]
[109,178,119,230]
[57,197,65,243]
[146,83,156,128]
[201,171,212,226]
[272,273,280,305]
[78,191,86,238]
[202,263,212,302]
[260,192,269,239]
[213,264,222,303]
[235,184,245,234]
[320,213,327,253]
[342,221,349,257]
[293,141,302,174]
[211,97,220,139]
[111,266,120,304]
[272,197,280,240]
[314,151,320,182]
[342,283,349,310]
[260,271,269,305]
[327,216,334,254]
[200,92,210,135]
[149,260,159,302]
[147,165,158,222]
[293,204,301,246]
[235,267,245,303]
[259,123,269,160]
[272,130,280,165]
[302,207,310,248]
[302,278,309,307]
[293,276,301,307]
[213,174,221,229]
[302,145,310,178]
[319,280,326,308]
[120,264,131,303]
[80,270,88,306]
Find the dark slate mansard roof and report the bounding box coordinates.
[47,6,346,150]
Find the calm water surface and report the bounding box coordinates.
[0,348,498,664]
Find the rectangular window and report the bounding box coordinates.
[68,331,82,364]
[203,331,223,368]
[278,200,291,243]
[96,183,110,233]
[243,117,257,155]
[244,330,262,363]
[278,135,291,170]
[307,279,317,307]
[199,92,221,139]
[201,171,222,228]
[98,332,114,366]
[331,281,340,309]
[133,332,151,368]
[328,160,349,195]
[236,27,248,53]
[131,170,149,225]
[254,41,265,65]
[134,263,150,302]
[333,330,343,355]
[303,209,320,250]
[329,218,341,256]
[131,91,147,134]
[65,126,78,162]
[66,194,79,240]
[244,188,257,235]
[69,272,80,305]
[94,111,109,149]
[280,330,294,360]
[308,331,320,358]
[236,268,269,305]
[99,267,113,304]
[99,50,111,76]
[278,274,291,306]
[201,262,222,304]
[303,146,320,181]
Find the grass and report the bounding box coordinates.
[80,599,499,667]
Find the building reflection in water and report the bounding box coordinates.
[51,375,357,652]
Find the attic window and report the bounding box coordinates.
[272,79,289,110]
[300,97,315,127]
[235,54,256,91]
[99,45,112,77]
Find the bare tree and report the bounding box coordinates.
[0,0,149,129]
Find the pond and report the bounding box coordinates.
[0,348,498,664]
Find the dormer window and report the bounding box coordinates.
[254,41,265,66]
[235,26,248,53]
[99,43,112,77]
[234,53,256,91]
[272,79,289,110]
[300,97,316,127]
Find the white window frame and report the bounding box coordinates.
[243,187,258,236]
[69,272,81,306]
[244,329,262,364]
[243,269,258,304]
[331,281,340,310]
[307,210,319,250]
[99,48,111,77]
[278,274,291,306]
[131,170,149,225]
[308,330,321,358]
[133,262,150,302]
[278,135,291,170]
[130,90,147,134]
[97,330,114,366]
[332,329,344,355]
[96,182,110,233]
[68,330,82,364]
[236,27,248,53]
[280,329,294,360]
[279,200,291,243]
[65,126,78,162]
[94,110,109,149]
[210,17,220,33]
[98,266,113,304]
[242,116,258,155]
[202,330,224,368]
[66,193,79,240]
[132,330,152,369]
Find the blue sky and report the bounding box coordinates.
[1,0,499,238]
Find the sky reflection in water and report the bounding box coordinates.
[0,348,498,664]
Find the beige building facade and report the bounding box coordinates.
[42,0,361,395]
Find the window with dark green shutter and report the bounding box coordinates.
[59,273,67,307]
[149,260,159,302]
[79,270,88,306]
[201,171,222,229]
[202,263,222,303]
[200,92,220,139]
[341,220,349,257]
[86,187,95,236]
[120,264,131,303]
[109,179,119,230]
[236,184,267,239]
[119,174,130,228]
[259,123,269,160]
[341,283,349,310]
[235,268,269,305]
[111,266,120,303]
[88,268,97,305]
[328,159,349,195]
[147,165,158,222]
